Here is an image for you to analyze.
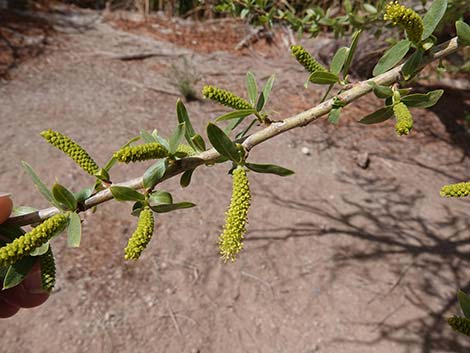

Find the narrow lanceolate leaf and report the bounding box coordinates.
[22,161,60,209]
[180,169,194,188]
[191,134,206,152]
[74,186,93,203]
[110,186,145,202]
[456,21,470,46]
[207,123,242,164]
[149,190,173,205]
[39,246,56,291]
[373,40,411,76]
[0,213,67,268]
[422,0,448,40]
[330,47,349,75]
[245,163,295,176]
[215,109,255,122]
[3,256,35,289]
[150,202,196,213]
[169,122,185,155]
[255,92,265,112]
[52,183,77,211]
[176,99,197,149]
[67,212,82,248]
[308,72,339,85]
[40,130,100,176]
[458,290,470,318]
[261,74,275,109]
[140,129,157,143]
[342,30,362,78]
[143,159,167,189]
[401,90,443,108]
[401,49,424,80]
[246,72,258,105]
[358,107,394,124]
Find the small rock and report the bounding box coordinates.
[301,147,311,156]
[355,152,370,169]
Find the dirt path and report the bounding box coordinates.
[0,8,470,353]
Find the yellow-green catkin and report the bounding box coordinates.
[290,45,327,74]
[219,166,251,262]
[0,213,67,268]
[125,207,155,260]
[440,181,470,197]
[384,1,424,44]
[202,85,252,110]
[176,144,196,156]
[114,142,169,163]
[41,129,100,176]
[393,102,413,136]
[448,316,470,336]
[39,246,56,292]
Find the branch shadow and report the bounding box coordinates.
[248,170,470,353]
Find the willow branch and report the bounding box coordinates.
[6,37,460,227]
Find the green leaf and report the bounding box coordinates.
[149,190,173,205]
[176,99,197,148]
[422,0,448,40]
[74,187,93,203]
[330,47,349,75]
[30,242,49,256]
[246,71,258,105]
[104,136,140,172]
[373,40,411,76]
[110,186,145,202]
[328,107,342,124]
[169,122,185,154]
[11,206,37,217]
[180,169,194,188]
[52,183,77,211]
[245,163,294,176]
[191,134,206,152]
[22,161,60,209]
[456,20,470,46]
[143,159,167,189]
[215,109,255,122]
[343,29,362,77]
[3,256,35,289]
[358,107,394,124]
[363,3,377,14]
[150,202,196,213]
[308,71,339,85]
[371,83,393,98]
[140,130,157,143]
[458,290,470,318]
[401,49,424,80]
[131,201,144,217]
[401,89,443,108]
[67,212,81,248]
[256,91,265,112]
[261,74,275,108]
[206,123,242,164]
[0,224,25,241]
[94,168,110,182]
[152,130,170,150]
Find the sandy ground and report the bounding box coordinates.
[1,7,470,353]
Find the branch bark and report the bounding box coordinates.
[6,37,460,227]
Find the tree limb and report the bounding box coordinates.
[6,37,460,227]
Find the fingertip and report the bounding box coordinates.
[0,194,13,224]
[0,297,20,318]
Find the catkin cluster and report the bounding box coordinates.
[0,213,67,268]
[440,181,470,197]
[219,166,251,262]
[125,207,155,260]
[41,130,100,176]
[290,45,327,74]
[393,102,413,135]
[176,144,196,156]
[39,247,56,292]
[448,316,470,336]
[202,86,253,110]
[114,143,169,163]
[384,1,424,44]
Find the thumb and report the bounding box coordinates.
[0,193,13,224]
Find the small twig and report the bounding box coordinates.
[5,37,460,227]
[167,300,182,336]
